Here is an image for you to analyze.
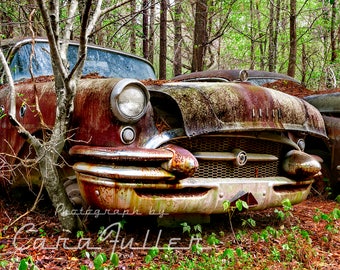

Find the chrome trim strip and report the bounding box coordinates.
[193,152,278,162]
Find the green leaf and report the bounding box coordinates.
[282,198,292,211]
[147,247,159,259]
[223,200,231,212]
[235,247,243,257]
[144,254,152,263]
[18,259,28,270]
[0,261,9,268]
[207,233,220,245]
[110,252,119,267]
[193,224,202,233]
[332,208,340,219]
[300,230,310,240]
[181,222,191,234]
[76,230,84,238]
[93,253,107,269]
[236,200,243,211]
[223,248,235,260]
[335,195,340,203]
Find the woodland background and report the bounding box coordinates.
[0,0,339,88]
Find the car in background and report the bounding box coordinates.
[304,93,340,195]
[0,38,327,216]
[173,69,300,85]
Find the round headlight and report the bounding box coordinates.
[111,79,149,123]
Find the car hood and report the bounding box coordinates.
[304,92,340,113]
[149,82,327,138]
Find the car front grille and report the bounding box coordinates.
[169,135,282,178]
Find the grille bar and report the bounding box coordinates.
[193,152,278,162]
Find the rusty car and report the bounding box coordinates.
[174,69,340,196]
[0,38,327,216]
[173,69,300,85]
[304,93,340,195]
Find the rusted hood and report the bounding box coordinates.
[149,82,327,138]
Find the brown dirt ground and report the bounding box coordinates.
[0,194,339,269]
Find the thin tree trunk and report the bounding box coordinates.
[249,0,255,69]
[142,0,149,59]
[159,0,167,79]
[255,1,265,70]
[268,0,280,71]
[330,0,337,63]
[268,1,275,71]
[287,0,297,77]
[173,0,182,76]
[148,0,155,64]
[130,0,136,54]
[301,43,307,85]
[191,0,208,72]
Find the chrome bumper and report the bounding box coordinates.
[69,144,318,214]
[75,173,313,214]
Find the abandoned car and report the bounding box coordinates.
[304,93,340,195]
[0,38,327,215]
[173,69,300,86]
[174,69,340,196]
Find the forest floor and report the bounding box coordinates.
[0,193,339,269]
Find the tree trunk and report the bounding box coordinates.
[287,0,297,77]
[191,0,208,72]
[148,0,155,64]
[330,0,337,63]
[130,0,136,54]
[249,0,255,69]
[173,0,182,76]
[142,0,149,59]
[159,0,167,79]
[268,0,280,72]
[301,43,307,85]
[37,147,81,232]
[255,1,265,70]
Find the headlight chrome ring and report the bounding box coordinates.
[110,79,150,123]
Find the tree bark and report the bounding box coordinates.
[268,0,280,72]
[191,0,208,72]
[148,0,155,64]
[330,0,337,63]
[249,0,255,69]
[287,0,297,77]
[130,0,136,54]
[142,0,149,59]
[159,0,167,79]
[173,0,182,76]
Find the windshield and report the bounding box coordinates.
[8,41,156,81]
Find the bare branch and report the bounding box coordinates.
[0,49,15,118]
[60,0,79,63]
[86,0,103,38]
[36,0,68,80]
